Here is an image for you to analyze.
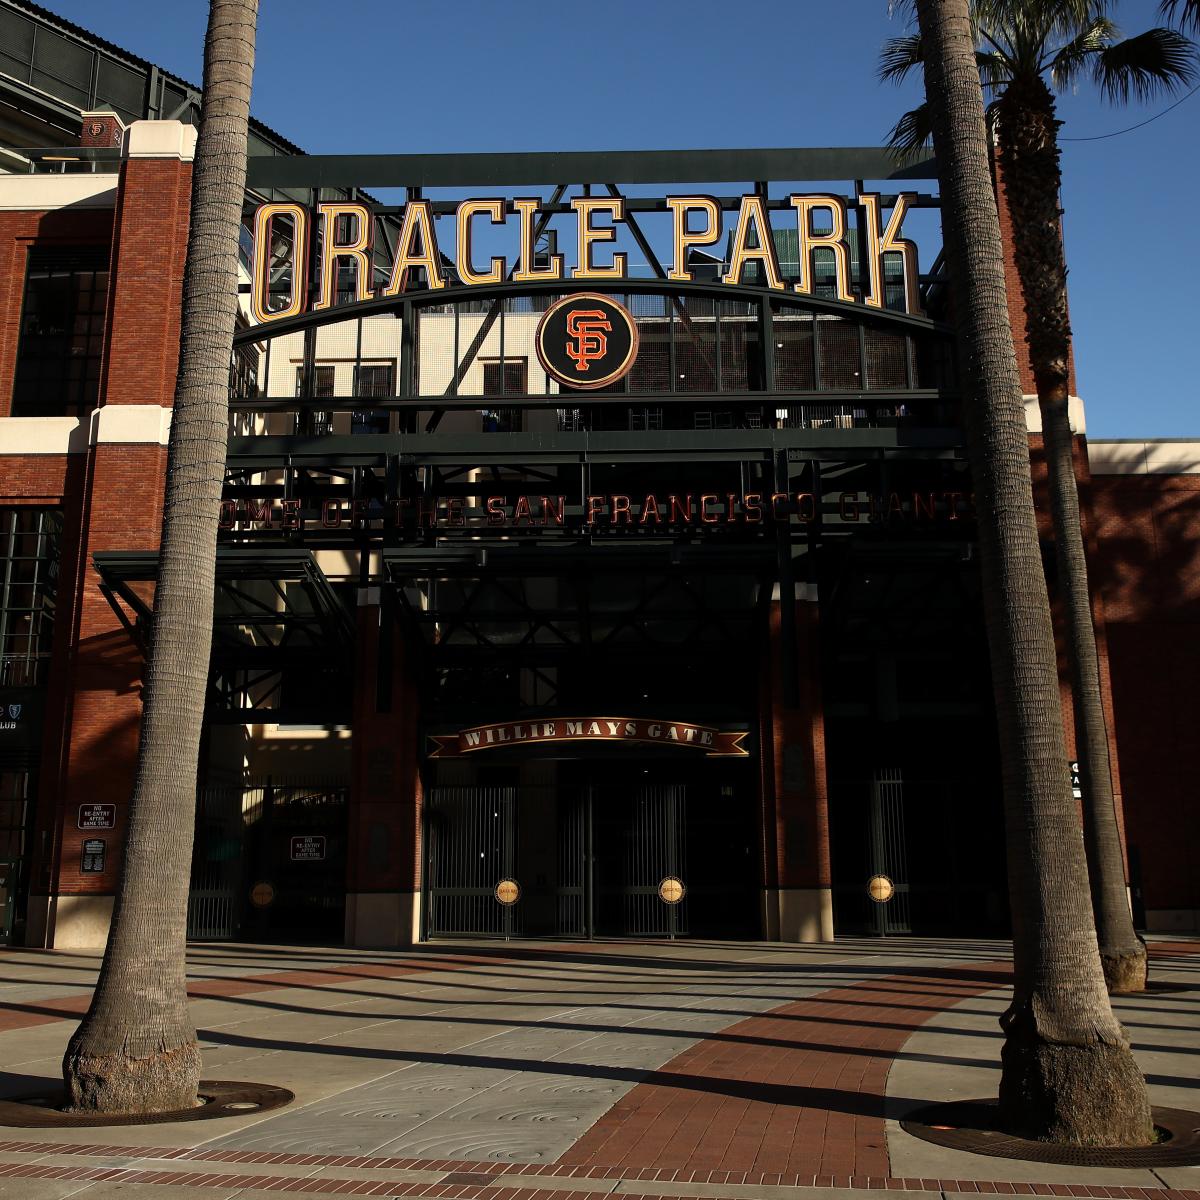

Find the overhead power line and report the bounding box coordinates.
[1061,83,1200,141]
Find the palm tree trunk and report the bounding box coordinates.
[995,80,1147,994]
[914,0,1152,1146]
[62,0,259,1113]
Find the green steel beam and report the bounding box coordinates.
[246,147,938,190]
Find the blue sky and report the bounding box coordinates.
[50,0,1200,438]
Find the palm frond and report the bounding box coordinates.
[1092,27,1198,103]
[978,48,1014,88]
[1048,15,1119,89]
[885,101,935,156]
[1160,0,1200,34]
[880,34,923,84]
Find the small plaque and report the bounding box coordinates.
[250,881,275,907]
[868,874,895,903]
[80,839,106,873]
[494,878,520,906]
[78,803,116,830]
[289,834,326,862]
[658,876,686,904]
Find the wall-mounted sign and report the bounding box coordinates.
[658,877,686,904]
[77,804,116,831]
[80,839,106,873]
[289,835,326,862]
[218,489,975,535]
[536,293,639,391]
[867,874,895,903]
[1069,760,1082,800]
[250,881,275,907]
[429,718,748,759]
[249,191,921,322]
[495,879,520,906]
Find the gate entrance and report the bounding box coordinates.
[189,779,348,942]
[423,761,757,939]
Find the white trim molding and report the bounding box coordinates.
[1087,440,1200,476]
[0,173,117,212]
[90,405,172,446]
[0,416,87,455]
[1024,394,1086,436]
[124,120,197,162]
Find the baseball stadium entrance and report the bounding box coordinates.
[84,144,1009,946]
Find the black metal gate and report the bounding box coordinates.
[424,786,520,937]
[424,779,693,939]
[189,779,348,942]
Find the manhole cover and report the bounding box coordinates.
[901,1101,1200,1166]
[0,1081,293,1128]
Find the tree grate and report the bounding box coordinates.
[901,1101,1200,1166]
[0,1080,293,1128]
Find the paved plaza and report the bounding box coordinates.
[0,937,1195,1199]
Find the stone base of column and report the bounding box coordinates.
[1145,908,1200,933]
[762,887,834,943]
[40,894,114,949]
[345,891,420,947]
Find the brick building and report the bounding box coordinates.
[0,0,1195,949]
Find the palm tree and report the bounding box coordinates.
[883,0,1196,995]
[1161,0,1200,32]
[911,0,1153,1146]
[62,0,259,1113]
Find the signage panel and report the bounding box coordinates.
[289,835,327,862]
[78,804,116,831]
[80,839,106,873]
[429,717,749,759]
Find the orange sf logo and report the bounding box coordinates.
[565,309,612,372]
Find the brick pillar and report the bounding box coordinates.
[79,112,125,148]
[44,122,196,949]
[758,591,833,942]
[345,590,423,946]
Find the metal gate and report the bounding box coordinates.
[869,766,912,934]
[189,779,348,942]
[424,786,520,937]
[0,770,31,946]
[595,784,689,938]
[425,781,689,938]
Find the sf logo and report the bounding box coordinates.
[565,309,612,372]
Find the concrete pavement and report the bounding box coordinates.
[0,937,1194,1200]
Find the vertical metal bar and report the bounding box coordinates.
[811,308,822,391]
[760,298,776,395]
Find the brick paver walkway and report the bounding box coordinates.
[558,965,1010,1178]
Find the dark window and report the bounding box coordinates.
[481,358,525,432]
[0,510,61,688]
[294,365,335,436]
[352,363,394,435]
[12,248,109,418]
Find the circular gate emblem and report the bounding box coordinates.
[867,874,895,903]
[658,876,686,904]
[495,878,521,906]
[536,293,639,391]
[250,881,275,908]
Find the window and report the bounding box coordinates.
[352,363,393,435]
[12,247,109,418]
[481,358,525,433]
[294,365,334,436]
[0,510,61,688]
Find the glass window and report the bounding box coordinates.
[0,510,61,687]
[11,248,109,418]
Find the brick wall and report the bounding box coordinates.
[1089,470,1200,917]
